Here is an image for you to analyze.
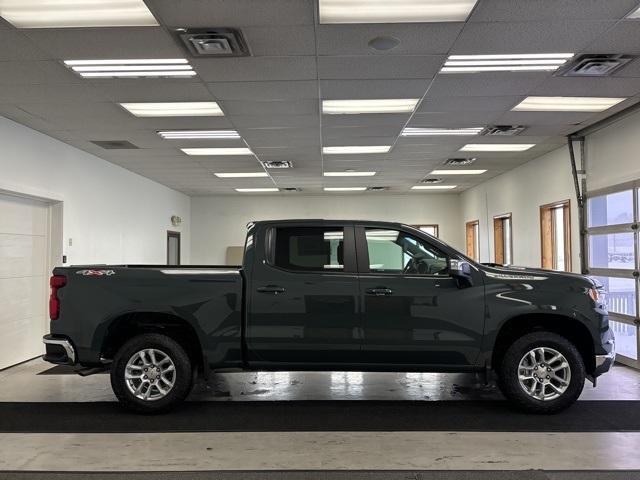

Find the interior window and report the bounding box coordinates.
[273,227,345,272]
[365,228,448,275]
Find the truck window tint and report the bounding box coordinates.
[365,228,448,275]
[274,227,345,272]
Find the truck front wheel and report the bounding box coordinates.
[498,331,585,413]
[110,333,193,413]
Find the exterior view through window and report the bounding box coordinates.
[587,187,639,365]
[365,228,448,275]
[540,201,571,272]
[493,214,512,265]
[274,227,345,272]
[466,220,480,261]
[411,224,439,237]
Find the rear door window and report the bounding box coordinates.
[273,227,346,272]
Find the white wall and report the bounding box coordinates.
[0,116,190,265]
[191,194,463,264]
[460,147,580,271]
[587,108,640,192]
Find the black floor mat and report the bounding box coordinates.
[0,400,638,433]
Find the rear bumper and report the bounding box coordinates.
[42,335,76,365]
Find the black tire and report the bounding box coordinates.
[497,331,585,414]
[110,333,193,413]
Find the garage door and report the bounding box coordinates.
[0,193,50,370]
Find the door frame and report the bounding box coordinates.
[167,230,181,265]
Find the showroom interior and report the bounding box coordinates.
[2,0,640,478]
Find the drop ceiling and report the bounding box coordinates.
[1,0,640,195]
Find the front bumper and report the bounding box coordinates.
[593,338,616,378]
[42,335,76,365]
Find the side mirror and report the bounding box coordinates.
[450,259,473,287]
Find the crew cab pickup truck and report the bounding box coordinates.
[43,219,615,413]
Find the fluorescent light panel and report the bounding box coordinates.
[236,188,279,193]
[460,144,535,152]
[323,146,391,154]
[628,6,640,18]
[324,171,377,177]
[121,102,223,117]
[430,169,487,175]
[441,53,574,73]
[182,148,253,156]
[215,173,268,178]
[158,130,240,139]
[402,127,483,136]
[322,99,419,114]
[319,0,478,23]
[513,96,626,112]
[324,187,367,191]
[0,0,158,28]
[65,59,195,78]
[411,185,457,190]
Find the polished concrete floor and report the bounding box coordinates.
[1,359,639,475]
[1,358,639,402]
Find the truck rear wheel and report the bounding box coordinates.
[110,333,193,413]
[497,331,585,414]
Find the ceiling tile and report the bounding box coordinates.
[469,0,640,22]
[531,76,640,97]
[322,113,410,127]
[427,73,548,97]
[0,31,49,61]
[146,0,314,27]
[450,21,615,54]
[22,27,184,59]
[316,23,463,56]
[320,79,429,99]
[317,55,444,80]
[89,80,213,102]
[496,110,605,125]
[418,95,523,113]
[207,80,318,101]
[231,114,319,128]
[585,20,640,54]
[409,111,503,126]
[241,26,316,56]
[0,83,107,103]
[220,99,318,116]
[192,57,317,81]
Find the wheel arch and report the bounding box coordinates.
[491,313,595,374]
[100,311,204,372]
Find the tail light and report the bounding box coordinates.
[49,275,67,320]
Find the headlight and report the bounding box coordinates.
[588,287,600,302]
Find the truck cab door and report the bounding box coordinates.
[355,225,485,367]
[246,223,362,367]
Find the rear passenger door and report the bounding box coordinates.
[246,223,362,366]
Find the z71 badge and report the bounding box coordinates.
[75,269,115,276]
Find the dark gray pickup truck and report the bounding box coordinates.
[43,219,615,413]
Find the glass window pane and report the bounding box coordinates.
[588,233,635,269]
[609,320,638,360]
[588,190,633,227]
[274,227,344,272]
[366,229,448,275]
[591,276,637,317]
[418,225,438,237]
[503,217,512,265]
[553,207,565,271]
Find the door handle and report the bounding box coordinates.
[257,285,286,295]
[366,287,393,296]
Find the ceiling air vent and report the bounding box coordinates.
[481,125,526,136]
[420,178,444,184]
[558,54,636,77]
[262,160,293,169]
[444,158,476,166]
[91,140,139,150]
[177,28,250,57]
[367,186,389,191]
